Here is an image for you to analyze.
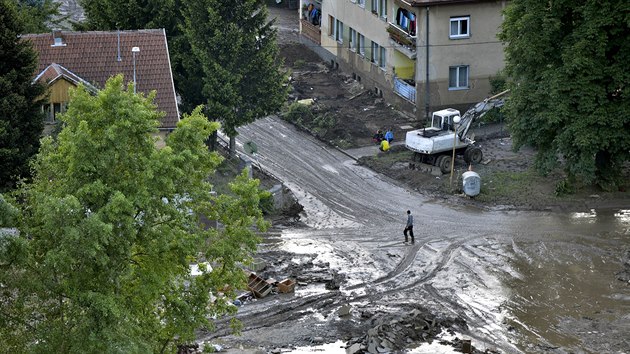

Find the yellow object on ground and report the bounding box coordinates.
[380,140,390,152]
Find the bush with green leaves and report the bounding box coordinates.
[0,75,268,353]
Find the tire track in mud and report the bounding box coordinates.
[199,291,342,340]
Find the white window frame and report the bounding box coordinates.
[371,41,379,65]
[358,33,365,56]
[379,0,388,20]
[449,65,469,90]
[450,16,470,39]
[371,0,387,19]
[348,28,356,51]
[335,19,344,43]
[328,15,334,37]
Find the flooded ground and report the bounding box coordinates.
[200,117,630,354]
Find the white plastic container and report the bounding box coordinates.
[462,170,481,197]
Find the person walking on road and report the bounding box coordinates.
[404,210,414,244]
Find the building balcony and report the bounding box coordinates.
[393,76,416,103]
[301,19,321,45]
[387,23,416,59]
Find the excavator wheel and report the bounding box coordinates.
[439,155,452,174]
[463,148,472,164]
[434,155,444,167]
[469,147,483,164]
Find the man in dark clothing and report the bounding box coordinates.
[404,210,414,244]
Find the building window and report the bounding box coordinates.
[371,0,387,19]
[349,28,356,51]
[380,0,388,19]
[335,19,344,43]
[379,46,386,69]
[358,33,365,56]
[395,7,416,36]
[328,15,334,37]
[449,65,469,89]
[450,16,470,39]
[371,41,379,64]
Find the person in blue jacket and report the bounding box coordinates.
[385,128,394,143]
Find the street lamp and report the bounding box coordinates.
[449,115,461,188]
[132,46,140,93]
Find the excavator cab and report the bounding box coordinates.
[430,108,460,132]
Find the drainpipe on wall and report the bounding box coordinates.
[425,6,430,121]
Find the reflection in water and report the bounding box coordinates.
[502,221,629,353]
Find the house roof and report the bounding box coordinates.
[34,63,99,93]
[23,29,179,130]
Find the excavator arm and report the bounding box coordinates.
[456,89,509,141]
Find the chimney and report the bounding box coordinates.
[117,29,122,62]
[51,30,65,47]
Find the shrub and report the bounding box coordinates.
[283,102,313,126]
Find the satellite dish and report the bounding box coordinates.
[244,141,258,155]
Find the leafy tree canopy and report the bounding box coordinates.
[182,0,287,148]
[499,0,630,190]
[0,75,268,352]
[0,0,46,192]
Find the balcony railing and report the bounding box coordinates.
[301,19,321,45]
[393,76,416,103]
[387,23,417,59]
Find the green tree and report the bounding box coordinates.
[182,0,287,154]
[0,0,46,192]
[499,0,630,190]
[0,75,268,352]
[12,0,62,33]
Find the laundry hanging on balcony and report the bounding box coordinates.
[395,8,416,36]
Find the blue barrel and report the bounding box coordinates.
[462,171,481,197]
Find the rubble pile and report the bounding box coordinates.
[344,309,467,354]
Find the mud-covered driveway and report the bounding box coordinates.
[204,116,629,354]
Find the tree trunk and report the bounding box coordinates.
[205,130,218,151]
[229,136,236,157]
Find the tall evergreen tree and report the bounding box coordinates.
[13,0,62,33]
[182,0,287,154]
[0,0,46,192]
[0,75,268,352]
[499,0,630,190]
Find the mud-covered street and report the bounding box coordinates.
[194,6,630,354]
[200,117,630,354]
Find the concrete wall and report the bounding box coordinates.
[416,1,507,112]
[316,0,417,115]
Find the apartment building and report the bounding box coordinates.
[299,0,507,120]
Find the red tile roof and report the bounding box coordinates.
[34,63,98,93]
[23,29,179,130]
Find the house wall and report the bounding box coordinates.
[48,79,74,104]
[416,1,507,114]
[318,0,417,114]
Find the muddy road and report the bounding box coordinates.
[201,116,629,353]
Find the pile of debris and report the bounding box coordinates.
[344,308,467,354]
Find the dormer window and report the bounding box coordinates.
[51,30,66,47]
